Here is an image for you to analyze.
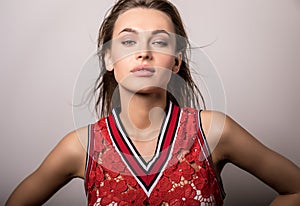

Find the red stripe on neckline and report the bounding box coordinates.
[107,103,180,191]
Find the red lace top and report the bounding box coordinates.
[85,103,225,205]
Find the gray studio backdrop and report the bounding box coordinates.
[1,0,299,205]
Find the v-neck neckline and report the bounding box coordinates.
[106,101,181,196]
[112,102,171,166]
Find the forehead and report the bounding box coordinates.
[112,8,175,37]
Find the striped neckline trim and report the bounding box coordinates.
[106,102,181,196]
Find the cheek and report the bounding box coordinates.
[111,42,135,64]
[113,59,131,83]
[111,50,124,64]
[157,55,175,69]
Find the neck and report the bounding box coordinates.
[118,87,168,141]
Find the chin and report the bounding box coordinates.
[119,77,169,94]
[120,84,167,96]
[135,86,166,95]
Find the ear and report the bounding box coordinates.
[104,50,114,71]
[172,52,182,73]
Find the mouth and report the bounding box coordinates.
[131,65,155,77]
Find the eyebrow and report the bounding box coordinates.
[118,28,171,36]
[118,28,138,35]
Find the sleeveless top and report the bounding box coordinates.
[85,102,225,206]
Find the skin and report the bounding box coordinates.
[6,8,300,206]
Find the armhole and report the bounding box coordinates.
[197,110,213,164]
[84,124,93,194]
[197,110,226,199]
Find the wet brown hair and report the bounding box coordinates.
[94,0,205,117]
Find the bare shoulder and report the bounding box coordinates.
[200,110,300,194]
[31,126,90,182]
[199,110,230,167]
[199,110,228,138]
[199,110,262,163]
[63,126,89,154]
[31,126,89,181]
[54,126,88,178]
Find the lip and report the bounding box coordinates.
[131,65,155,77]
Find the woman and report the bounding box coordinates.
[6,0,300,205]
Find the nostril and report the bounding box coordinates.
[137,52,151,60]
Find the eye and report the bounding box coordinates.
[152,40,168,47]
[121,39,136,46]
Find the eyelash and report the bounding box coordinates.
[121,40,136,46]
[121,40,168,48]
[152,40,168,47]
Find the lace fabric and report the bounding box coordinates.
[85,107,224,206]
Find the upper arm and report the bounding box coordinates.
[214,112,300,195]
[6,127,88,206]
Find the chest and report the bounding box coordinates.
[85,108,224,205]
[130,138,158,162]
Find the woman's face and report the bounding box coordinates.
[107,8,181,94]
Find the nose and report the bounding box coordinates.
[135,39,152,60]
[136,50,152,60]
